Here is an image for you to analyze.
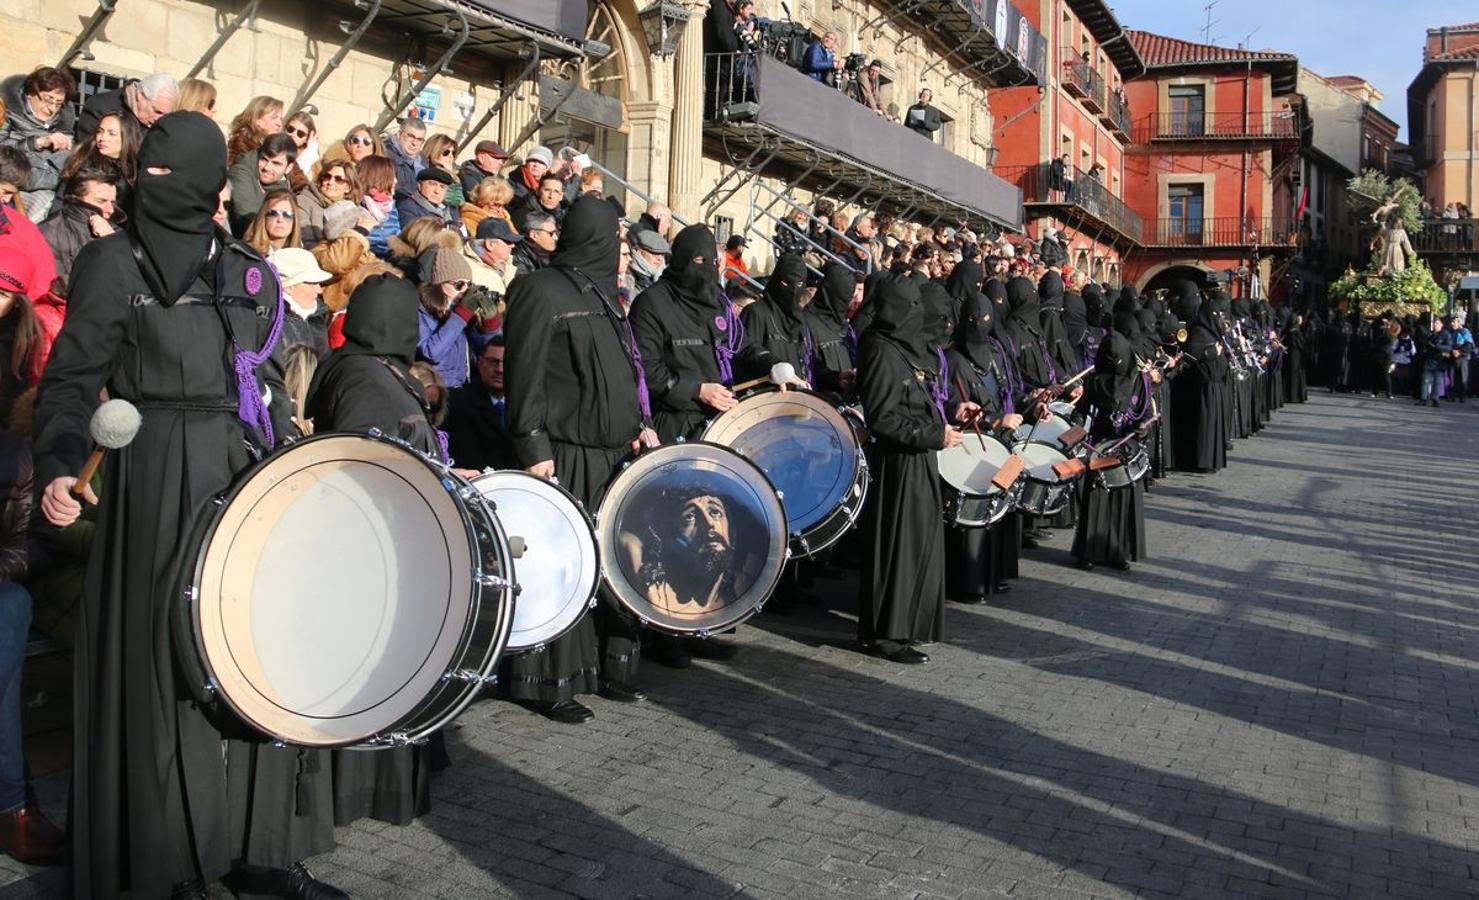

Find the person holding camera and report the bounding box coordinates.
[802,32,843,84]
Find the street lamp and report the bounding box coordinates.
[637,2,695,59]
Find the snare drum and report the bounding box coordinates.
[1015,441,1077,516]
[471,471,598,652]
[937,434,1021,527]
[702,388,868,558]
[1012,401,1079,449]
[597,442,788,636]
[1092,439,1151,491]
[182,432,516,748]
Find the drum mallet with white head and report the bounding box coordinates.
[771,362,796,391]
[72,399,142,497]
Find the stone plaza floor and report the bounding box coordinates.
[6,390,1478,898]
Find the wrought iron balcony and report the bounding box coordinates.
[1414,218,1479,255]
[1141,217,1299,248]
[1004,162,1142,245]
[1134,109,1299,143]
[1060,49,1106,113]
[1102,90,1132,140]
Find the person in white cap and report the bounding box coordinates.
[511,145,553,205]
[273,247,333,356]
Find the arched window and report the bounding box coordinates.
[540,2,630,205]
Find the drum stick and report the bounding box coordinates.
[1057,365,1095,391]
[73,399,142,497]
[731,375,770,393]
[951,374,987,451]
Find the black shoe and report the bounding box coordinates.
[1431,400,1440,408]
[954,594,987,605]
[598,680,647,703]
[1021,536,1041,549]
[521,699,594,723]
[648,640,692,669]
[170,880,208,900]
[1077,559,1094,571]
[1110,560,1131,571]
[882,646,929,665]
[994,581,1012,594]
[689,638,738,661]
[1415,399,1427,405]
[286,863,350,900]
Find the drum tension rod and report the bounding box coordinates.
[446,669,498,686]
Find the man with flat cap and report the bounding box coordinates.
[630,227,670,294]
[459,139,509,198]
[396,166,459,231]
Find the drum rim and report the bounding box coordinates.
[471,469,598,652]
[937,433,1013,496]
[596,440,789,635]
[187,431,514,748]
[701,387,864,544]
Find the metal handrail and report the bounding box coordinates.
[1136,109,1299,142]
[1141,217,1298,248]
[1001,162,1141,244]
[57,0,119,69]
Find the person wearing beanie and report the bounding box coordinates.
[510,145,552,205]
[416,246,497,388]
[395,167,459,232]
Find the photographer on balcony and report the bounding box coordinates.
[802,32,844,84]
[858,59,886,115]
[905,88,942,142]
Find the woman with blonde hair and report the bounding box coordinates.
[282,343,319,437]
[242,188,300,255]
[386,215,461,278]
[225,95,284,165]
[176,78,216,115]
[422,133,463,207]
[458,175,514,236]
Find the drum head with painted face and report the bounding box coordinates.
[598,442,787,635]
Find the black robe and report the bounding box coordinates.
[805,262,859,398]
[306,274,446,828]
[1174,298,1230,473]
[503,196,644,695]
[1282,313,1309,403]
[943,292,1019,600]
[856,277,946,651]
[34,238,334,896]
[1071,323,1148,566]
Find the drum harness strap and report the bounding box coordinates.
[376,358,452,464]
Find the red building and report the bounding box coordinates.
[1119,31,1303,298]
[992,1,1145,287]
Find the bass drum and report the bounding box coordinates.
[597,442,788,636]
[937,434,1021,527]
[183,432,516,748]
[702,388,868,558]
[471,471,598,652]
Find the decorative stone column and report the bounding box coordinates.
[668,0,710,222]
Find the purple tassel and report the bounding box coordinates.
[927,347,949,420]
[991,337,1016,415]
[435,428,451,464]
[802,329,816,386]
[234,262,286,447]
[714,301,745,386]
[621,320,653,421]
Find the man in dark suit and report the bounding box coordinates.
[444,336,516,470]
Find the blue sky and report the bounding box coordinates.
[1105,0,1462,140]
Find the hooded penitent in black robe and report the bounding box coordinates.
[1002,275,1054,392]
[1146,300,1181,474]
[1231,299,1265,433]
[1280,308,1309,403]
[740,253,813,383]
[630,224,763,442]
[1323,310,1353,391]
[1173,289,1230,473]
[1038,271,1081,379]
[503,195,647,698]
[1131,307,1170,481]
[1062,285,1089,369]
[856,276,947,654]
[1071,315,1149,568]
[806,262,860,398]
[32,112,335,897]
[305,274,446,827]
[944,290,1021,601]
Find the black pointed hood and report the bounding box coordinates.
[552,195,621,298]
[660,223,721,312]
[764,253,808,327]
[865,274,932,370]
[814,261,857,325]
[129,111,228,305]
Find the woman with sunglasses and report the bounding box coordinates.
[0,67,77,219]
[242,189,301,255]
[282,110,319,194]
[422,133,464,208]
[322,123,383,170]
[225,95,283,167]
[296,160,360,249]
[416,247,496,389]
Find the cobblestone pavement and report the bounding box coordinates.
[7,392,1479,899]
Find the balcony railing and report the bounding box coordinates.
[1060,50,1106,113]
[1414,218,1479,255]
[1141,217,1299,248]
[1103,91,1132,140]
[1003,162,1142,244]
[1134,110,1299,143]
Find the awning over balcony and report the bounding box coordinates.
[360,0,588,61]
[707,55,1023,231]
[868,0,1047,87]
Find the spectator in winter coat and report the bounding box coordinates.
[356,155,401,258]
[395,167,459,231]
[0,68,76,219]
[417,247,498,388]
[509,145,552,205]
[802,33,841,82]
[296,159,360,250]
[511,173,566,232]
[630,228,671,294]
[385,118,428,200]
[38,163,120,283]
[512,211,557,275]
[72,73,177,144]
[460,175,515,238]
[458,140,509,198]
[227,132,294,235]
[273,248,333,358]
